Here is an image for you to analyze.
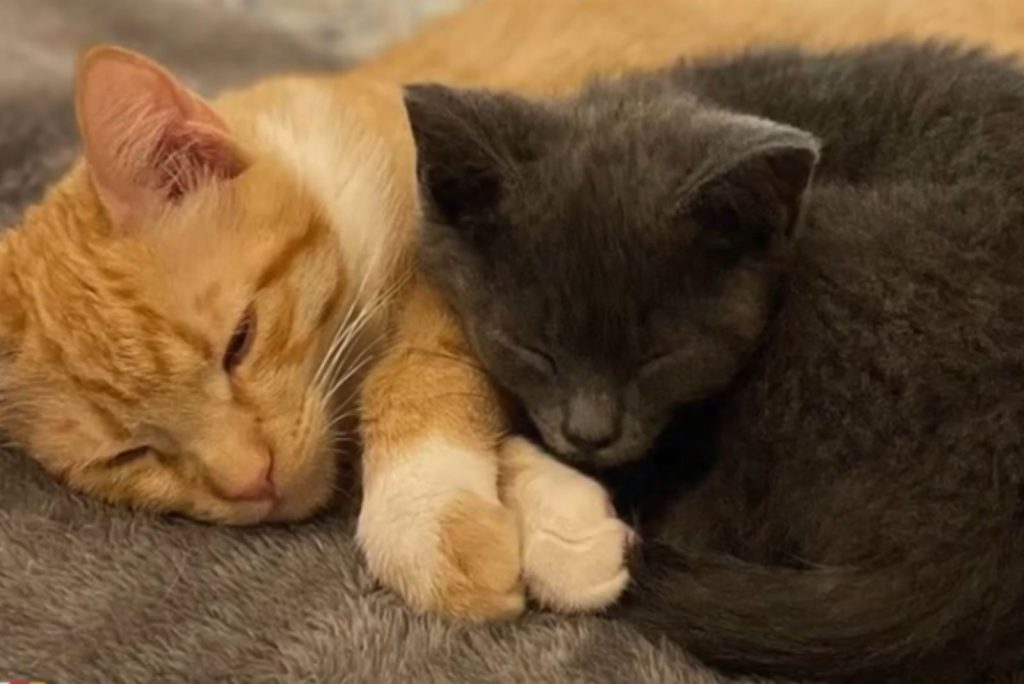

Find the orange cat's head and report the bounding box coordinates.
[0,48,381,524]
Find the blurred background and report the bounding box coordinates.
[0,0,471,223]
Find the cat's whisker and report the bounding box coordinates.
[326,416,360,437]
[324,347,380,406]
[319,309,377,391]
[326,402,362,428]
[312,304,362,391]
[317,282,398,393]
[330,435,361,451]
[311,263,380,389]
[322,380,362,424]
[319,265,406,390]
[323,325,390,392]
[313,283,383,392]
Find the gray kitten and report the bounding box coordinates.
[405,43,1024,682]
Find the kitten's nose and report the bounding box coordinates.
[221,458,276,502]
[562,392,621,451]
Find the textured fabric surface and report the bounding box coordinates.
[0,1,749,681]
[201,0,474,59]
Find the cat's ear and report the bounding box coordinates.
[692,126,819,256]
[403,83,555,226]
[75,46,249,229]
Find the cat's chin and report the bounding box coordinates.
[201,483,332,525]
[530,428,652,470]
[196,494,328,526]
[265,491,331,523]
[213,501,277,526]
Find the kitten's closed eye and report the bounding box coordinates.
[639,349,676,372]
[492,332,557,376]
[223,306,257,373]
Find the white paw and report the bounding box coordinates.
[501,437,634,613]
[357,435,524,621]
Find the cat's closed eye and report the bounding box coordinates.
[223,306,257,373]
[638,349,679,375]
[106,445,150,468]
[492,332,557,376]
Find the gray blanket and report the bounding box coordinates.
[0,0,750,681]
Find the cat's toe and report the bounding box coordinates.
[434,491,527,621]
[501,436,634,613]
[523,514,634,612]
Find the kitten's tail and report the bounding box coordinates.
[616,539,1023,680]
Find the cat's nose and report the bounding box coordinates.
[562,392,621,451]
[221,458,276,502]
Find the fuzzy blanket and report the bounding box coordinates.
[0,0,752,681]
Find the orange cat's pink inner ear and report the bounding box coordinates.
[74,46,249,229]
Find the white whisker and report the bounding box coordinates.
[311,263,379,389]
[316,287,394,398]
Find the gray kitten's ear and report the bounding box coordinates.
[692,126,820,256]
[403,83,555,226]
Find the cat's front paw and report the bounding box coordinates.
[501,437,634,613]
[357,436,524,621]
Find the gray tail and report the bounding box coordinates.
[615,539,1023,681]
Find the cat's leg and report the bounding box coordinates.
[500,436,634,613]
[357,280,523,621]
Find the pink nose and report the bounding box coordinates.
[222,462,276,502]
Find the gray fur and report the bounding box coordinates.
[2,451,746,683]
[0,1,759,682]
[408,44,1024,681]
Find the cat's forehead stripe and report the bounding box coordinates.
[88,399,131,441]
[257,285,298,365]
[281,273,346,367]
[69,373,135,407]
[256,216,329,292]
[314,274,345,332]
[130,302,213,361]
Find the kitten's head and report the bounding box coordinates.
[0,48,365,523]
[406,80,818,467]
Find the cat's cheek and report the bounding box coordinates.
[266,449,338,522]
[196,498,276,526]
[524,404,574,457]
[69,461,272,525]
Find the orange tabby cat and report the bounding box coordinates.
[1,0,1023,616]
